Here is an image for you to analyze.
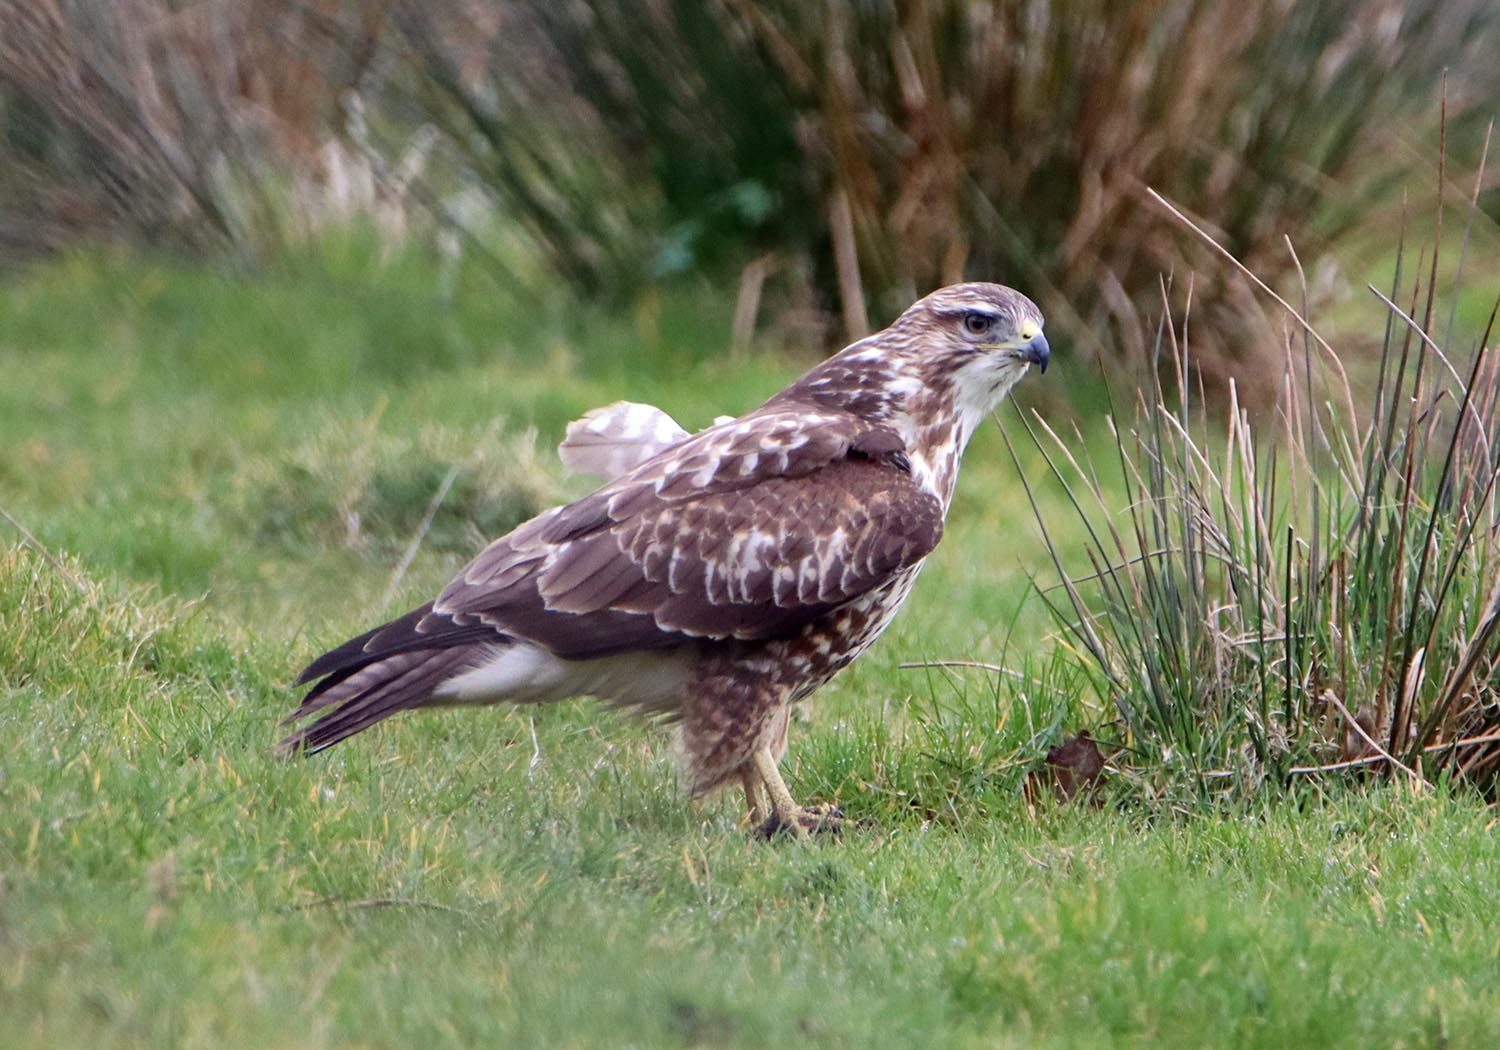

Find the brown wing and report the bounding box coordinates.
[428,403,941,656]
[542,456,939,634]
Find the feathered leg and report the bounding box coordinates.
[681,657,844,838]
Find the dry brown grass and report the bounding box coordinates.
[0,0,387,258]
[5,2,1496,398]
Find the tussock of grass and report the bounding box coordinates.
[1021,189,1500,802]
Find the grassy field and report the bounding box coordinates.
[3,243,1498,1048]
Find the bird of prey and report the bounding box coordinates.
[280,283,1049,837]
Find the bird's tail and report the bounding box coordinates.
[277,647,480,755]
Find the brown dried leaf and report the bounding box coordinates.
[1025,732,1106,805]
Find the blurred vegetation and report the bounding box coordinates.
[2,1,1497,393]
[0,0,386,258]
[444,0,1498,378]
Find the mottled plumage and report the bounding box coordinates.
[281,282,1049,836]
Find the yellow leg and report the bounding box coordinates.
[750,747,845,839]
[740,769,768,826]
[753,747,800,826]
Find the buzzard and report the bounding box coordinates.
[280,283,1049,836]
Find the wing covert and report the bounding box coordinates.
[432,404,942,654]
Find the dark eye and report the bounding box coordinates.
[963,312,994,336]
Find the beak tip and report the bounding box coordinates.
[1024,333,1051,375]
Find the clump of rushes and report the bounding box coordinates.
[1015,172,1500,803]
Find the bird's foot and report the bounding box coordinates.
[755,803,847,840]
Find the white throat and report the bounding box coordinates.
[888,356,1029,507]
[954,359,1028,445]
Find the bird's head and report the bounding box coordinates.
[872,281,1049,432]
[781,281,1048,445]
[896,280,1048,376]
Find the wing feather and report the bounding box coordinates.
[307,403,941,678]
[432,402,942,650]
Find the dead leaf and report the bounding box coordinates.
[1025,732,1106,804]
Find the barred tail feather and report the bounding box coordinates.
[278,648,480,755]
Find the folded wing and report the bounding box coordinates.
[434,402,941,652]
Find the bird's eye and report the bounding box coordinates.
[963,312,994,336]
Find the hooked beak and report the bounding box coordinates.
[1021,332,1050,374]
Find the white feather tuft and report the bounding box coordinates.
[558,401,692,480]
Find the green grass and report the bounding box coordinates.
[3,245,1499,1048]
